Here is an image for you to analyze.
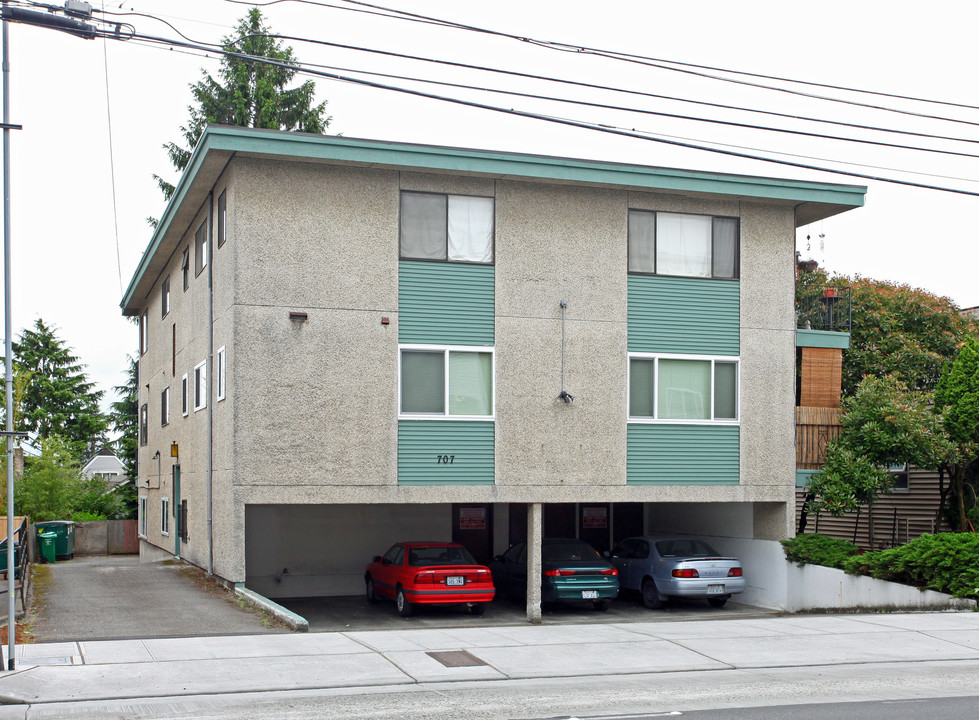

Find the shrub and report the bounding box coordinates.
[842,533,979,599]
[781,533,861,569]
[70,511,106,522]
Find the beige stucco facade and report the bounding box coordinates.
[125,127,863,593]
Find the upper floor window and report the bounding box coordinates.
[400,192,494,264]
[194,360,207,411]
[889,462,910,492]
[629,354,738,422]
[182,247,190,291]
[399,345,494,418]
[217,191,227,248]
[139,497,147,537]
[216,346,226,401]
[161,276,170,318]
[139,311,148,355]
[194,221,207,276]
[161,387,170,426]
[181,373,189,416]
[628,210,739,279]
[139,403,148,445]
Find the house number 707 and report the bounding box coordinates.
[436,455,455,464]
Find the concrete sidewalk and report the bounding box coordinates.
[0,611,977,708]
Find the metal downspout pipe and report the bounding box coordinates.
[206,190,214,575]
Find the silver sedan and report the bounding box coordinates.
[609,536,745,609]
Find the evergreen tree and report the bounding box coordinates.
[7,319,108,459]
[109,355,138,518]
[155,8,330,202]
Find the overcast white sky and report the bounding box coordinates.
[3,0,978,413]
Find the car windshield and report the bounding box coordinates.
[407,546,477,567]
[542,541,601,562]
[655,539,719,558]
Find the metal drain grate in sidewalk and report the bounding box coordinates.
[426,650,487,668]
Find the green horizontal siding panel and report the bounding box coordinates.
[399,261,495,346]
[398,420,495,485]
[628,275,740,355]
[627,424,740,485]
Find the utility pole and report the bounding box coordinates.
[1,0,94,671]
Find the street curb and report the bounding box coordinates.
[234,584,309,632]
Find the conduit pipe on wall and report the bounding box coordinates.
[206,189,214,575]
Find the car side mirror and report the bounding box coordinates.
[372,555,382,563]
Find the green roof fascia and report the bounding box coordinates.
[121,129,225,313]
[796,469,819,487]
[796,329,851,349]
[206,126,867,206]
[122,125,867,312]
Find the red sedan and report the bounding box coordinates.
[365,541,495,617]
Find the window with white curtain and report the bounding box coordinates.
[629,354,739,422]
[400,345,494,418]
[400,192,494,264]
[628,210,739,279]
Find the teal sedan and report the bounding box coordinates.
[490,538,620,610]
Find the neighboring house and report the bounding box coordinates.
[81,448,127,486]
[121,125,864,614]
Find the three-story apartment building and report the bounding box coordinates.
[122,125,864,616]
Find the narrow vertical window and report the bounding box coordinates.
[216,346,226,401]
[139,497,147,537]
[161,387,170,426]
[172,324,176,376]
[161,497,169,535]
[181,374,189,416]
[194,221,207,276]
[139,312,148,355]
[179,500,189,542]
[194,361,207,411]
[182,247,190,291]
[139,403,148,445]
[217,191,227,248]
[161,276,170,318]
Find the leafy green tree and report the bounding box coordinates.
[797,266,978,395]
[155,8,330,203]
[6,319,108,459]
[801,375,954,538]
[108,355,138,519]
[16,436,82,522]
[73,475,128,521]
[933,338,979,531]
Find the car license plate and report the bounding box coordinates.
[582,590,598,599]
[707,584,724,594]
[446,576,465,586]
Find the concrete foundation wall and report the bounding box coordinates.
[785,562,976,612]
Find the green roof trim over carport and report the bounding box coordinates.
[122,125,866,313]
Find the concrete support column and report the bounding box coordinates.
[526,502,542,624]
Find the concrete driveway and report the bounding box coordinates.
[29,556,288,642]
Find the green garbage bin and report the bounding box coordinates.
[38,532,56,564]
[35,520,74,560]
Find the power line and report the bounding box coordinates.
[126,31,979,198]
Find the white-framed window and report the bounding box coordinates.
[628,353,739,423]
[628,210,739,279]
[217,190,227,248]
[139,311,148,355]
[139,403,148,445]
[161,275,170,318]
[194,220,207,276]
[194,361,207,411]
[161,497,170,536]
[888,463,910,492]
[216,346,226,401]
[399,345,494,419]
[181,373,189,416]
[399,192,494,264]
[161,387,170,426]
[182,247,190,291]
[139,497,147,537]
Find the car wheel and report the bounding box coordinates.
[365,576,378,604]
[396,587,413,617]
[708,595,730,608]
[593,599,610,612]
[641,578,664,609]
[469,603,486,616]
